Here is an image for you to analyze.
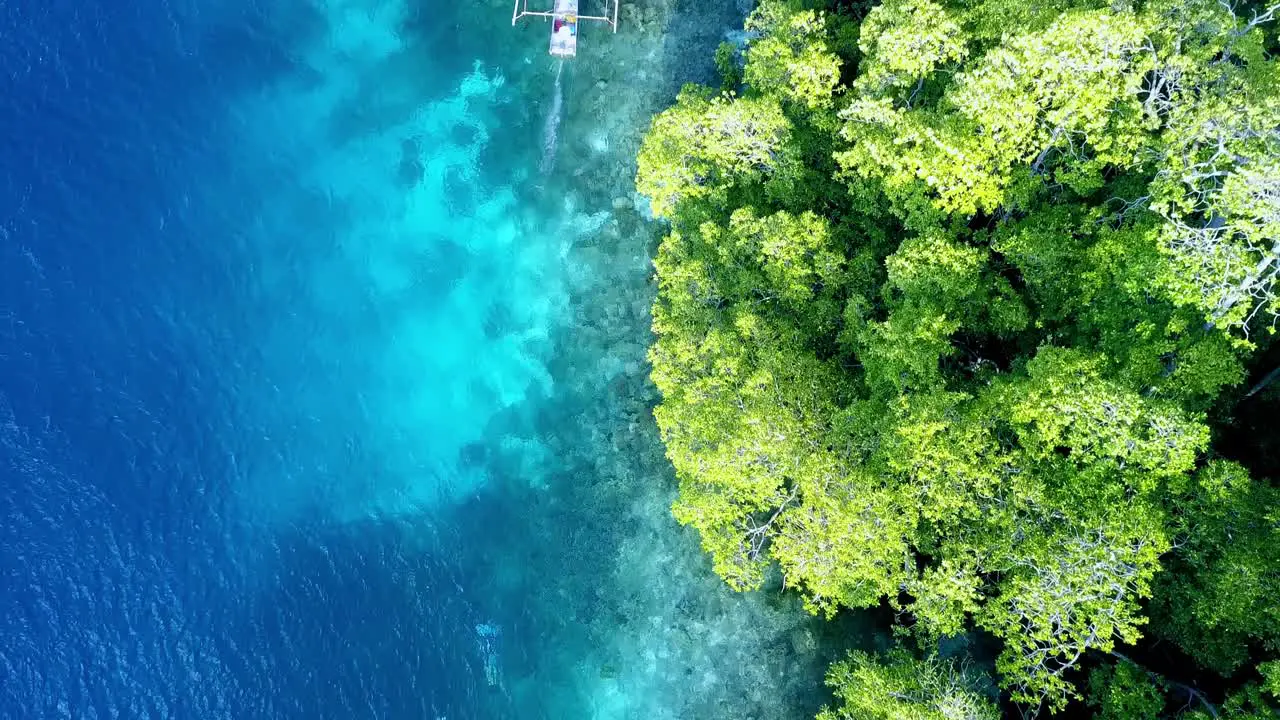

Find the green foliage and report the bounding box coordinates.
[635,0,1280,714]
[978,506,1168,710]
[1187,680,1280,720]
[651,207,852,590]
[836,9,1152,226]
[818,650,1000,720]
[906,559,982,641]
[1150,62,1280,336]
[773,470,916,616]
[713,42,743,91]
[958,0,1100,46]
[637,87,793,220]
[1137,1,1280,337]
[990,207,1247,407]
[1262,660,1280,698]
[883,232,984,308]
[992,347,1208,483]
[1087,660,1166,720]
[1151,460,1280,674]
[744,5,844,113]
[854,0,967,99]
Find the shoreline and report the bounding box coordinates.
[446,0,864,716]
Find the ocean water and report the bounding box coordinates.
[0,0,843,717]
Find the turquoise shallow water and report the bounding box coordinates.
[0,0,843,717]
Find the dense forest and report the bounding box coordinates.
[634,0,1280,716]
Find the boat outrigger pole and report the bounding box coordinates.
[511,0,619,57]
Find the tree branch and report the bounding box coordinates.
[1244,365,1280,398]
[1109,652,1221,719]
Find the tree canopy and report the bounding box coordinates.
[637,0,1280,715]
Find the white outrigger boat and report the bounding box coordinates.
[511,0,619,57]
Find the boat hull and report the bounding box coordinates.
[549,0,578,57]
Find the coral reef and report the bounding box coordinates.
[217,0,856,714]
[446,1,875,717]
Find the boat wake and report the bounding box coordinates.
[539,60,565,177]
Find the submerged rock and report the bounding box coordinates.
[398,137,424,186]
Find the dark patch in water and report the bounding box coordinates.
[197,9,323,92]
[451,123,480,147]
[409,237,471,302]
[399,137,424,186]
[459,441,489,467]
[443,167,476,214]
[399,8,474,83]
[484,303,514,340]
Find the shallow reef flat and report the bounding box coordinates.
[212,0,854,716]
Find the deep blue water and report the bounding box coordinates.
[0,1,512,716]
